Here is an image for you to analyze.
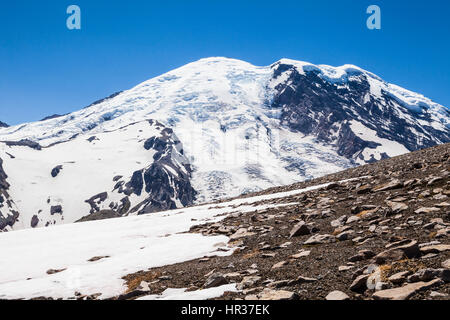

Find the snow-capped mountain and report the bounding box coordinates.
[0,121,8,128]
[0,57,449,231]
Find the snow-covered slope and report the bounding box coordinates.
[0,57,449,231]
[0,181,329,299]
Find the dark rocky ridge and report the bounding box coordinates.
[84,91,123,109]
[0,121,8,128]
[40,114,65,122]
[2,139,42,151]
[118,123,196,215]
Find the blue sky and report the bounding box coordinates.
[1,0,449,125]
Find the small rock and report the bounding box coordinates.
[266,280,291,289]
[204,273,228,289]
[374,240,419,264]
[346,216,361,224]
[356,185,372,194]
[386,201,409,214]
[230,228,256,240]
[46,268,67,275]
[436,202,450,208]
[430,291,447,298]
[237,276,261,290]
[407,268,450,283]
[325,291,350,300]
[419,244,450,254]
[427,177,443,186]
[414,207,440,214]
[331,216,347,228]
[271,261,288,270]
[349,274,369,293]
[290,250,311,259]
[290,275,318,284]
[304,234,336,245]
[349,250,375,262]
[339,265,354,272]
[336,230,354,241]
[289,221,310,238]
[246,288,299,301]
[117,289,146,300]
[388,271,412,284]
[442,259,450,269]
[88,256,110,262]
[326,182,340,190]
[373,179,403,192]
[375,282,390,291]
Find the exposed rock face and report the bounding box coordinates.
[51,165,63,178]
[0,121,8,128]
[115,122,197,215]
[0,158,19,231]
[2,139,42,150]
[373,279,443,300]
[269,61,450,163]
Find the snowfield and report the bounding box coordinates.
[0,180,333,300]
[0,121,160,228]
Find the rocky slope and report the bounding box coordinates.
[0,57,449,231]
[0,143,449,300]
[118,142,450,301]
[270,60,450,163]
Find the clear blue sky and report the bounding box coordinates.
[1,0,449,125]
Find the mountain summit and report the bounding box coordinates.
[1,57,449,231]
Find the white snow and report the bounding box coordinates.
[137,284,238,300]
[0,179,336,300]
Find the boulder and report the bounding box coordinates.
[373,279,443,300]
[304,234,336,245]
[407,269,450,283]
[349,274,369,293]
[204,273,228,289]
[373,179,403,192]
[289,221,310,238]
[419,244,450,254]
[388,271,412,284]
[325,291,350,300]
